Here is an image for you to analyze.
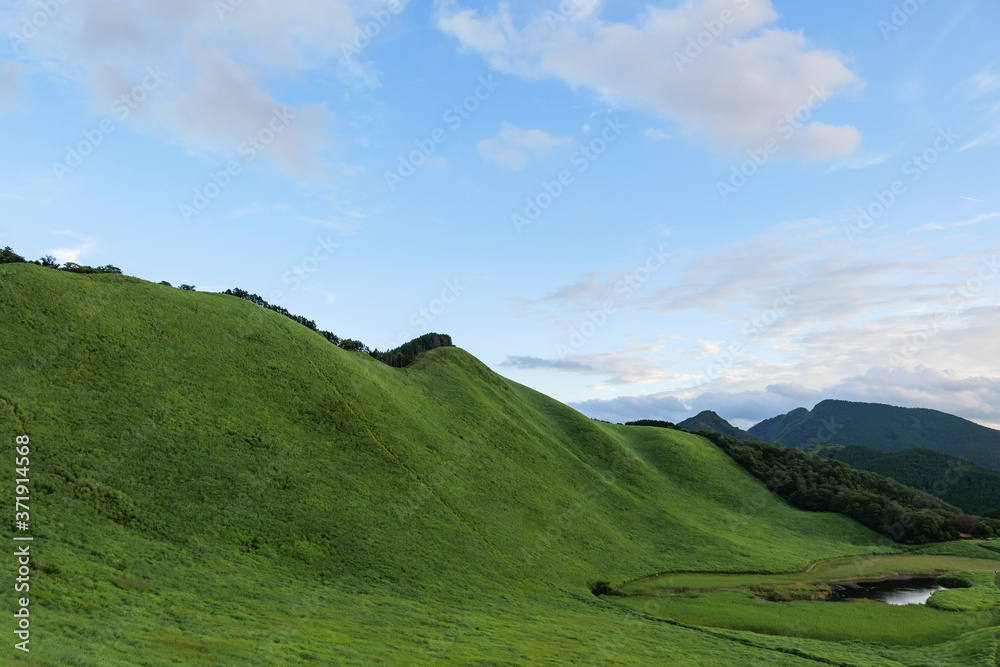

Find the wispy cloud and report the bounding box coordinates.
[911,212,1000,233]
[0,60,23,110]
[48,231,95,264]
[958,69,1000,151]
[504,352,682,387]
[826,151,890,172]
[0,0,401,178]
[570,366,1000,428]
[299,217,365,236]
[478,122,574,169]
[643,128,670,142]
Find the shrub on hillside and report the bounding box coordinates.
[0,246,26,264]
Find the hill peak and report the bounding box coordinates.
[677,410,758,441]
[750,400,1000,470]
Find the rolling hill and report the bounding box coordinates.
[750,399,1000,471]
[0,262,997,665]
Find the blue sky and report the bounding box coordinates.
[1,0,998,428]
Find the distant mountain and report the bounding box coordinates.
[750,399,1000,471]
[677,410,760,441]
[812,444,1000,516]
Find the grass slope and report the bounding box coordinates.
[749,399,1000,470]
[0,264,996,665]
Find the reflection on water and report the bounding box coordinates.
[830,578,948,605]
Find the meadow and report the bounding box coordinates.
[614,552,1000,646]
[1,264,998,665]
[621,553,1000,594]
[616,591,999,645]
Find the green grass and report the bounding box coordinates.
[616,591,1000,645]
[929,572,1000,613]
[1,264,998,665]
[910,539,1000,561]
[621,554,1000,594]
[614,553,1000,646]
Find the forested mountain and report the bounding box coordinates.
[677,410,761,441]
[635,421,1000,544]
[811,444,1000,517]
[749,399,1000,471]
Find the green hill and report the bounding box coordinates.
[677,410,760,441]
[749,399,1000,471]
[812,444,1000,517]
[1,263,997,665]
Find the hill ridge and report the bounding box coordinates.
[750,399,1000,470]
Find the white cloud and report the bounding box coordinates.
[826,151,891,172]
[299,217,365,236]
[644,128,670,142]
[478,121,574,169]
[0,60,22,110]
[227,202,292,221]
[424,155,448,170]
[48,231,95,264]
[911,212,1000,233]
[513,220,1000,424]
[505,353,681,386]
[570,367,1000,428]
[0,0,403,177]
[967,70,1000,98]
[437,0,864,157]
[958,70,1000,152]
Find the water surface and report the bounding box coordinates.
[830,578,947,605]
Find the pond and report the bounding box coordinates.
[829,578,949,605]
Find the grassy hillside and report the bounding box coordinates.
[750,399,1000,470]
[812,444,1000,517]
[677,410,760,441]
[0,263,996,665]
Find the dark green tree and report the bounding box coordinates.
[0,246,26,264]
